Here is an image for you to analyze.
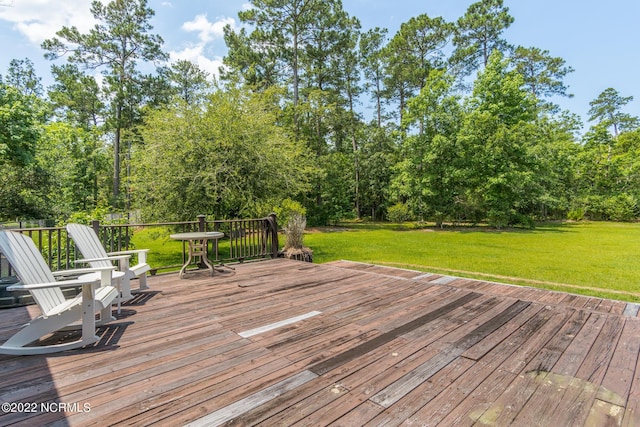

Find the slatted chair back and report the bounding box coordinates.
[0,231,66,316]
[66,223,112,269]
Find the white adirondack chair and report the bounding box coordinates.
[67,223,150,303]
[0,231,118,355]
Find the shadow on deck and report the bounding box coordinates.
[0,258,639,426]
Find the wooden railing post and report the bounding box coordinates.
[197,215,206,232]
[267,213,279,258]
[91,220,100,235]
[196,215,207,268]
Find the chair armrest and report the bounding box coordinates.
[108,249,148,263]
[8,277,99,291]
[107,249,149,256]
[52,266,116,276]
[74,255,131,264]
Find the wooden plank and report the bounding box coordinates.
[599,318,640,406]
[219,372,335,426]
[369,300,530,408]
[330,297,515,393]
[466,308,578,426]
[437,368,517,427]
[328,401,385,426]
[610,301,628,315]
[623,303,640,317]
[623,322,640,426]
[405,306,561,426]
[364,356,476,426]
[506,309,592,424]
[252,380,352,426]
[113,355,296,426]
[549,314,627,426]
[260,295,504,424]
[184,370,318,427]
[586,399,625,426]
[38,341,281,425]
[429,275,458,285]
[461,302,546,361]
[308,292,481,376]
[0,259,638,427]
[238,311,322,338]
[553,313,606,375]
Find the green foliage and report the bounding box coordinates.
[42,0,168,206]
[6,58,43,97]
[455,52,540,227]
[0,83,53,221]
[358,124,397,221]
[162,59,211,105]
[4,0,640,230]
[134,87,316,221]
[306,151,355,226]
[0,83,41,167]
[48,64,105,128]
[567,208,585,221]
[37,123,110,218]
[383,14,453,122]
[605,194,637,221]
[511,46,574,102]
[273,199,307,232]
[387,202,411,223]
[63,205,113,226]
[588,88,639,136]
[451,0,514,75]
[579,194,637,222]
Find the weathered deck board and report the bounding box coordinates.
[0,258,638,426]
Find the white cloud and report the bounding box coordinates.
[0,0,96,45]
[181,14,235,44]
[169,45,223,79]
[172,14,238,79]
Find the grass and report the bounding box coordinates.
[129,221,640,303]
[130,225,233,272]
[304,221,640,303]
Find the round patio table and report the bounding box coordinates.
[170,231,224,279]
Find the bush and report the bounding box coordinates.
[387,202,411,223]
[567,208,585,221]
[582,195,607,221]
[580,194,638,221]
[487,209,509,230]
[273,199,306,231]
[605,194,637,221]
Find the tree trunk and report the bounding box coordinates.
[113,110,121,206]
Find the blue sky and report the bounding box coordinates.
[0,0,638,130]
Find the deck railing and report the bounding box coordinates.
[0,214,279,279]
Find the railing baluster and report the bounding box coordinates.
[2,215,280,276]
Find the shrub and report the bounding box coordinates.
[273,198,306,231]
[582,195,607,220]
[387,202,411,223]
[605,194,637,222]
[567,208,585,221]
[487,209,509,230]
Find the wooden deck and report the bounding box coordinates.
[1,258,639,426]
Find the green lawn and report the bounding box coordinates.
[131,221,640,302]
[304,221,640,303]
[131,225,233,271]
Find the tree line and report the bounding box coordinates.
[1,0,638,227]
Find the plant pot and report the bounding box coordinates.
[278,247,313,263]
